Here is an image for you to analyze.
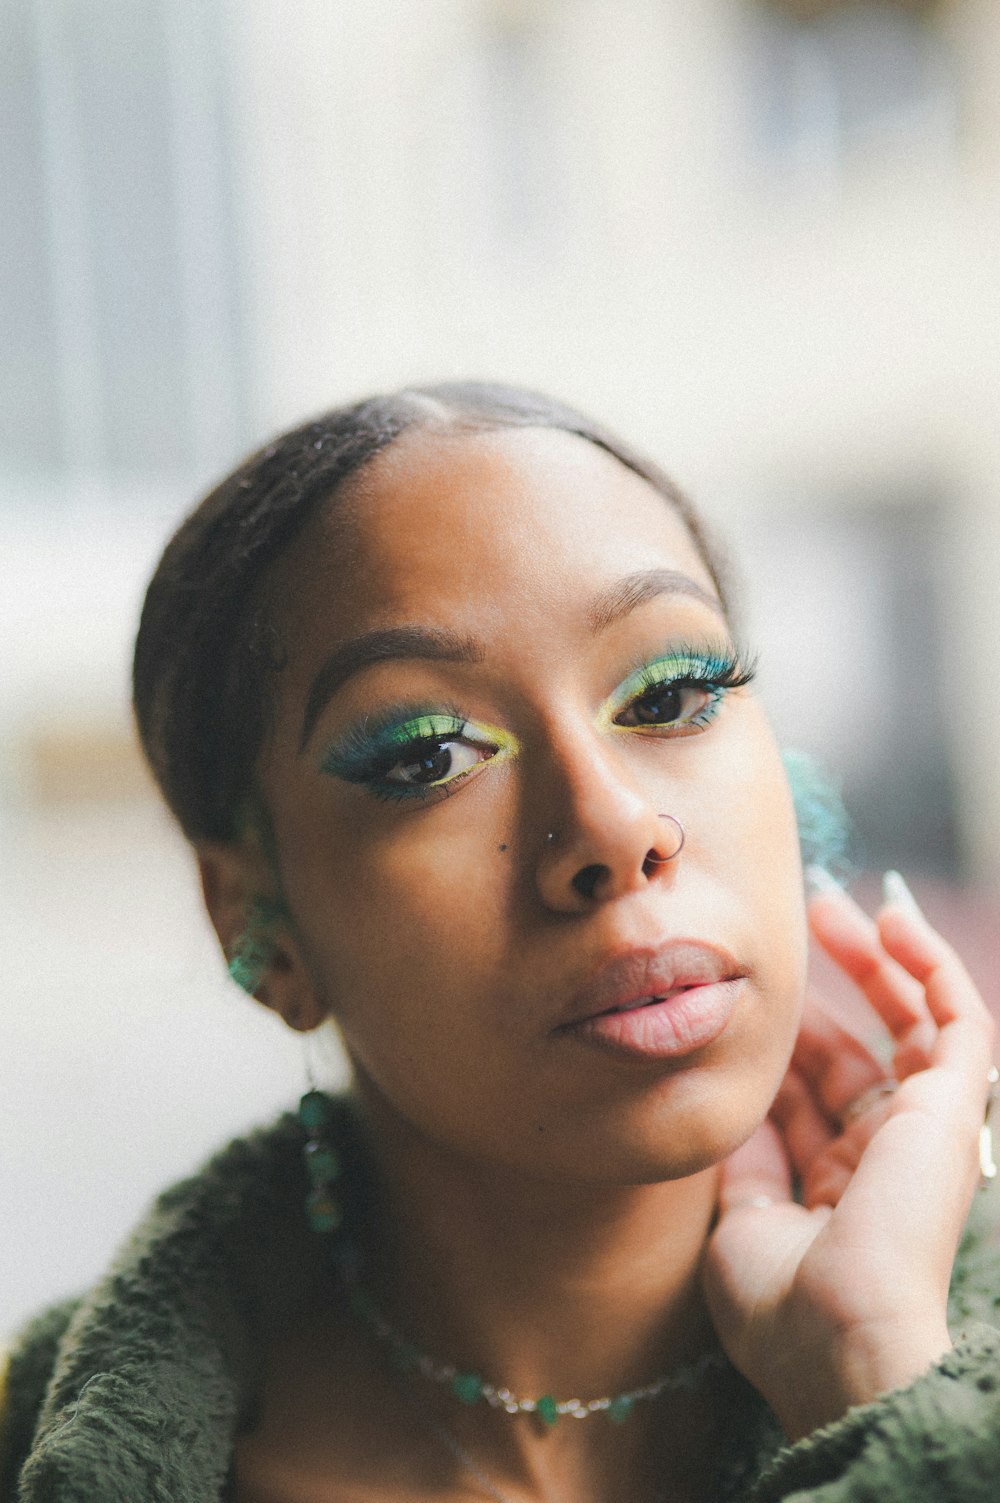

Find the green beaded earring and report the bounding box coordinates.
[298,1089,343,1233]
[226,896,285,994]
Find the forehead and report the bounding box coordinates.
[269,425,716,647]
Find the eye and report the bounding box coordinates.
[604,644,757,739]
[383,735,494,791]
[321,710,516,804]
[615,679,719,731]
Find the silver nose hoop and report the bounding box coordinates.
[645,813,685,864]
[544,814,684,861]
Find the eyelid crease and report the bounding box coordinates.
[319,637,754,796]
[595,640,757,733]
[320,706,518,786]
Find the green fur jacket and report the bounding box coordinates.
[4,1097,1000,1502]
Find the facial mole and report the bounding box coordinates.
[498,843,508,852]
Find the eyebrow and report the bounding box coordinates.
[300,567,723,751]
[587,568,725,632]
[300,626,483,750]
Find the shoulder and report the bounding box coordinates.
[1,1300,81,1502]
[2,1101,358,1503]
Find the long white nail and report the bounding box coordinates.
[882,869,925,920]
[805,865,845,897]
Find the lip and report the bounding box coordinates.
[553,942,747,1061]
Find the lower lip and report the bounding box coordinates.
[564,979,745,1060]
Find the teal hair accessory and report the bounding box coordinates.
[781,747,853,884]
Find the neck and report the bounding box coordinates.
[349,1081,722,1500]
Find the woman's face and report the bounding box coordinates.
[258,426,808,1183]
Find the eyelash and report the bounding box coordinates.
[321,708,504,805]
[604,643,757,737]
[321,643,757,804]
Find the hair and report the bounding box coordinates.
[133,380,732,844]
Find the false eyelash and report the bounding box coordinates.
[607,640,758,736]
[346,732,490,806]
[320,703,469,786]
[619,640,758,699]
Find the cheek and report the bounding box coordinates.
[279,803,509,1077]
[705,714,804,897]
[699,718,808,1057]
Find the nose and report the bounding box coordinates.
[534,738,684,914]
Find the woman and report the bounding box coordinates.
[4,383,998,1502]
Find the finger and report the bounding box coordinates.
[770,1068,836,1177]
[877,906,995,1095]
[717,1117,792,1213]
[790,992,892,1125]
[892,1016,939,1079]
[808,890,930,1038]
[801,1142,858,1209]
[877,905,993,1031]
[798,1090,900,1208]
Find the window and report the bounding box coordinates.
[746,0,955,175]
[739,494,962,877]
[2,0,248,501]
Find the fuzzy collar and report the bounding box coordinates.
[16,1110,325,1502]
[14,1099,999,1501]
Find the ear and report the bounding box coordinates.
[196,840,327,1034]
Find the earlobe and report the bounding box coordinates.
[195,841,327,1033]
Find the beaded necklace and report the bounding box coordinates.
[299,1090,727,1430]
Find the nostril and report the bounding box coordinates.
[642,849,664,878]
[571,863,608,901]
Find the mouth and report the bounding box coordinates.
[553,942,747,1060]
[597,986,698,1016]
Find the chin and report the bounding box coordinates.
[567,1071,781,1187]
[621,1125,764,1185]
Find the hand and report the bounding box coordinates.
[702,875,996,1442]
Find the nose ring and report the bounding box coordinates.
[645,813,685,864]
[544,814,684,859]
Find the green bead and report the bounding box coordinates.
[608,1394,634,1424]
[304,1144,340,1184]
[306,1189,342,1233]
[536,1394,559,1427]
[451,1372,485,1405]
[298,1091,332,1131]
[227,949,267,994]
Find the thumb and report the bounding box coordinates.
[717,1117,792,1213]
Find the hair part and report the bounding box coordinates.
[132,381,732,843]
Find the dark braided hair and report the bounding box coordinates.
[133,381,731,843]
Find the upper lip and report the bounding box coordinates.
[553,941,745,1031]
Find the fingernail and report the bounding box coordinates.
[882,869,925,920]
[805,865,845,898]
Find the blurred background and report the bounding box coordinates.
[3,0,999,1334]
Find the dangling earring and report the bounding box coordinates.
[298,1039,343,1234]
[299,1089,343,1233]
